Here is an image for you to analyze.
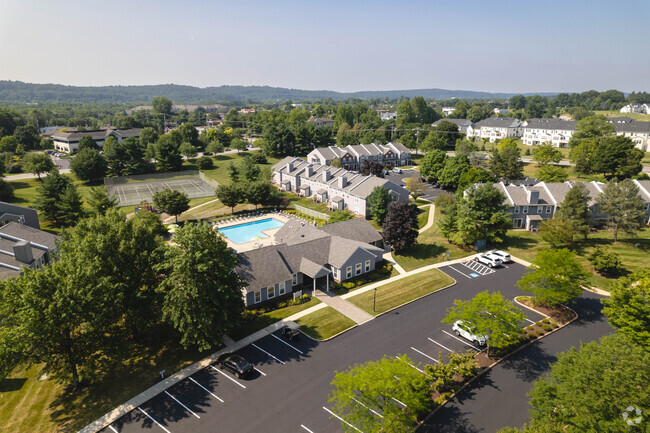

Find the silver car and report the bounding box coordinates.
[452,320,488,347]
[490,250,511,263]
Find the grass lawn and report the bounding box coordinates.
[196,151,281,185]
[295,307,357,340]
[417,205,430,229]
[0,337,209,433]
[279,192,330,213]
[521,162,605,182]
[229,298,321,341]
[393,208,474,272]
[501,227,650,290]
[347,268,455,315]
[593,110,650,121]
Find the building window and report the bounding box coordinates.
[546,206,552,213]
[254,290,261,303]
[267,286,275,299]
[346,266,352,279]
[292,273,298,286]
[537,206,543,214]
[514,206,520,214]
[355,263,362,275]
[279,282,286,296]
[365,260,371,272]
[513,219,523,228]
[523,206,528,214]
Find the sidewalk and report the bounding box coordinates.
[418,203,436,234]
[383,251,406,275]
[315,289,373,323]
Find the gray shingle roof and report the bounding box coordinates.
[614,121,650,133]
[473,117,522,128]
[318,218,383,244]
[524,118,576,131]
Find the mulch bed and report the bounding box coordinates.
[517,297,577,325]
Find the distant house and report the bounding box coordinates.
[466,117,523,142]
[236,219,385,307]
[442,107,455,116]
[51,128,141,154]
[620,104,650,114]
[272,156,409,217]
[0,202,41,229]
[125,104,226,115]
[493,108,510,115]
[307,143,411,170]
[612,120,650,151]
[432,118,473,134]
[307,117,335,128]
[522,118,577,148]
[0,222,58,280]
[377,110,397,121]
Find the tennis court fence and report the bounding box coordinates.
[104,170,219,188]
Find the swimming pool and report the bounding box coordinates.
[217,218,285,244]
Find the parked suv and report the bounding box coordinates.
[475,253,502,268]
[489,250,511,263]
[217,353,254,378]
[452,320,488,347]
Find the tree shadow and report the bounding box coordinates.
[499,342,557,383]
[400,242,448,261]
[418,402,483,433]
[568,296,605,327]
[500,234,537,251]
[5,181,33,204]
[0,377,27,392]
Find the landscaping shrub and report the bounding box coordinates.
[355,279,364,287]
[542,318,550,324]
[551,322,559,328]
[588,246,624,276]
[542,324,552,332]
[525,325,534,331]
[196,156,214,169]
[536,329,544,336]
[535,321,543,327]
[251,153,267,164]
[301,294,309,300]
[342,282,355,290]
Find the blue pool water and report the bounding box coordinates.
[218,218,285,244]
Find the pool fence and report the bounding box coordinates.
[290,204,329,221]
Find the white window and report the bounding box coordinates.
[267,286,275,299]
[546,206,552,213]
[537,206,543,214]
[279,282,286,296]
[365,260,371,272]
[292,273,298,286]
[513,219,523,228]
[355,263,362,275]
[514,206,520,214]
[346,266,352,279]
[523,206,529,214]
[254,290,261,303]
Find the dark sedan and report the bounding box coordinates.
[217,353,254,378]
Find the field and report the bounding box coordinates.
[593,110,650,121]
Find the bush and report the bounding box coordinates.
[277,301,287,308]
[342,282,355,290]
[542,318,550,324]
[251,153,267,164]
[542,324,552,332]
[355,279,364,287]
[196,156,214,169]
[535,321,543,327]
[588,246,624,276]
[525,325,534,331]
[536,329,544,336]
[525,148,531,156]
[434,192,456,213]
[301,293,309,300]
[551,322,559,328]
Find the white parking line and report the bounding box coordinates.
[188,377,224,402]
[164,391,200,419]
[525,318,536,324]
[446,265,472,279]
[391,396,407,407]
[428,337,453,352]
[394,355,424,373]
[137,407,172,433]
[442,330,480,351]
[210,365,247,389]
[252,343,286,364]
[411,347,438,363]
[323,407,363,433]
[352,397,383,418]
[108,426,118,433]
[271,333,304,355]
[300,425,315,433]
[254,367,266,376]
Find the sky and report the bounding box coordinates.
[0,0,649,94]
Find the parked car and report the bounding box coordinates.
[392,168,403,174]
[216,353,254,378]
[281,326,300,341]
[489,250,511,263]
[452,320,488,347]
[476,253,502,268]
[45,149,55,155]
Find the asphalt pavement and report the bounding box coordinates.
[96,262,610,433]
[383,169,443,202]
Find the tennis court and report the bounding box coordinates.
[106,175,217,206]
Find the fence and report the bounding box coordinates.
[290,204,330,221]
[199,171,219,188]
[104,170,203,186]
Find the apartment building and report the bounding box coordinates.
[522,118,577,147]
[466,117,523,142]
[51,128,141,153]
[306,143,411,170]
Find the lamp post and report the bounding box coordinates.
[373,288,377,313]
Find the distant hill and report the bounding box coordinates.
[0,80,557,104]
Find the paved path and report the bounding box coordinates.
[163,198,220,223]
[383,251,407,275]
[6,168,71,180]
[315,289,373,323]
[418,203,436,234]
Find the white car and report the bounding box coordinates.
[452,320,488,347]
[392,168,403,174]
[490,250,511,263]
[476,253,502,268]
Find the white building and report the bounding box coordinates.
[620,104,650,114]
[522,118,577,148]
[442,107,455,116]
[307,117,335,128]
[51,128,142,154]
[432,118,473,134]
[272,157,409,217]
[466,117,523,142]
[613,120,650,151]
[307,143,411,170]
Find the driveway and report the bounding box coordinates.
[383,169,443,202]
[95,263,609,433]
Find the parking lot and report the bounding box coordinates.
[383,168,443,202]
[97,263,548,433]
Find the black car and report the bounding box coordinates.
[217,353,254,378]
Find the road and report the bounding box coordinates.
[95,262,610,433]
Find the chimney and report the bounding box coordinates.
[305,166,313,177]
[338,176,347,188]
[322,171,331,182]
[527,189,539,204]
[287,161,294,172]
[13,240,33,264]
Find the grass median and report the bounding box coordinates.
[347,268,455,316]
[295,307,357,340]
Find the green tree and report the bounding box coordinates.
[139,126,159,147]
[70,148,107,182]
[438,154,471,189]
[382,200,419,254]
[329,355,431,433]
[587,246,623,276]
[538,218,574,247]
[595,178,646,242]
[556,182,591,239]
[442,291,526,356]
[328,210,354,223]
[57,185,84,226]
[231,138,248,153]
[537,164,568,183]
[569,139,595,175]
[216,184,243,213]
[152,96,173,114]
[457,167,497,193]
[591,135,643,179]
[34,170,75,224]
[602,270,650,349]
[154,135,183,172]
[517,249,587,306]
[246,181,272,209]
[158,223,245,350]
[0,178,14,201]
[420,131,447,153]
[568,114,615,147]
[78,135,99,151]
[509,95,527,110]
[367,186,392,225]
[86,186,118,215]
[179,142,197,158]
[405,175,426,200]
[532,143,562,166]
[490,145,523,180]
[330,158,342,168]
[152,188,190,223]
[418,149,447,182]
[13,125,39,150]
[22,152,54,179]
[205,140,224,155]
[0,136,19,153]
[196,156,214,170]
[239,156,261,182]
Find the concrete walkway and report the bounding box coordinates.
[418,203,436,234]
[163,198,220,223]
[383,251,406,275]
[315,289,373,324]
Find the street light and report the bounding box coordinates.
[373,288,377,312]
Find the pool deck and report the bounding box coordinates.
[213,213,290,253]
